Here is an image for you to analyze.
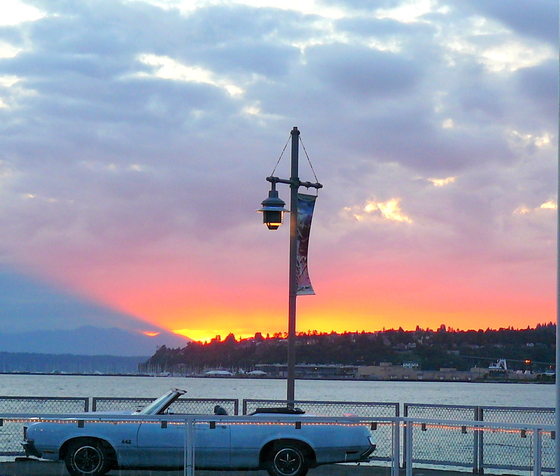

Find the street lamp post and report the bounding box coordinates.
[258,127,322,405]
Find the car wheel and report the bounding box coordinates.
[266,444,309,476]
[64,439,112,476]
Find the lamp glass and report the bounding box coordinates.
[264,210,283,230]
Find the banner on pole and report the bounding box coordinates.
[296,193,317,296]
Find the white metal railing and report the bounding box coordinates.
[3,413,555,476]
[401,417,554,476]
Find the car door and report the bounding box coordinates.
[136,419,231,469]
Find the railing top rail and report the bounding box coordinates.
[244,398,398,406]
[404,402,478,410]
[0,396,88,401]
[479,405,555,412]
[1,412,554,430]
[0,413,393,423]
[91,397,150,401]
[400,416,555,431]
[92,397,237,403]
[405,402,555,412]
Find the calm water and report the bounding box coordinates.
[0,374,554,408]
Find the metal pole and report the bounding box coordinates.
[287,126,299,406]
[554,8,560,476]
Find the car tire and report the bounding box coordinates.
[64,439,112,476]
[266,444,309,476]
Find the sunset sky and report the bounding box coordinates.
[0,0,557,343]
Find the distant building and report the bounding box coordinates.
[357,363,417,380]
[358,363,480,381]
[403,361,420,369]
[204,370,233,376]
[255,364,356,379]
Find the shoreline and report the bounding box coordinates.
[0,371,553,384]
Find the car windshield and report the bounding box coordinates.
[137,389,185,415]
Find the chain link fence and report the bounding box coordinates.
[0,395,554,475]
[243,398,398,465]
[0,396,89,456]
[404,403,555,474]
[404,404,479,470]
[479,406,555,473]
[92,397,239,415]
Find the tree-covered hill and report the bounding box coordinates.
[140,323,556,375]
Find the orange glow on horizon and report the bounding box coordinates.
[25,244,555,343]
[141,331,161,337]
[86,273,554,342]
[173,328,255,343]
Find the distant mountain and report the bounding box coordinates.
[0,326,191,356]
[0,352,147,374]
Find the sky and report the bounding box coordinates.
[0,0,558,343]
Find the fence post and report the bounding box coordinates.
[402,404,408,469]
[473,406,480,473]
[533,428,542,476]
[405,419,413,476]
[184,418,195,476]
[392,418,400,476]
[477,406,484,474]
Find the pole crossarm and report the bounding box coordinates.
[266,176,323,190]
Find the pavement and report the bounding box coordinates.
[0,458,476,476]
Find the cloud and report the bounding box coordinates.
[0,0,556,337]
[464,0,558,45]
[306,43,422,98]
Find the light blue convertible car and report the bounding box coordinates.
[22,388,375,476]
